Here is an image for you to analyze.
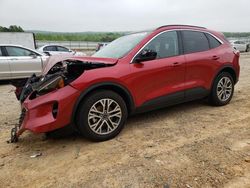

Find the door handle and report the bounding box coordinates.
[172,62,181,67]
[212,56,220,60]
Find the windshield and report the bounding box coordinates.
[93,32,149,59]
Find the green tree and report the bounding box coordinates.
[0,25,24,32]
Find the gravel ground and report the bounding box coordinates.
[0,53,249,188]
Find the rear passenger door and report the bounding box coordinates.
[0,47,11,79]
[181,30,222,99]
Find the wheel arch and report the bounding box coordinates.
[71,82,135,126]
[211,65,237,88]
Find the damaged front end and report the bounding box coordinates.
[9,59,114,143]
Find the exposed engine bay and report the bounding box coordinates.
[11,59,113,103]
[8,59,114,143]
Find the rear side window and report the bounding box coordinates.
[205,33,221,49]
[57,46,69,52]
[44,46,57,51]
[182,31,209,54]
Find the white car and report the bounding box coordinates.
[0,44,49,80]
[37,45,86,56]
[230,40,249,52]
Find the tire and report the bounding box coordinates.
[246,47,250,52]
[209,72,234,106]
[77,90,128,141]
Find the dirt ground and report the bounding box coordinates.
[0,54,250,188]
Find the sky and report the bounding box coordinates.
[0,0,249,32]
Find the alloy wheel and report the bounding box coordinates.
[87,98,122,135]
[216,77,233,102]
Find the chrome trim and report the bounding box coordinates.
[130,29,224,64]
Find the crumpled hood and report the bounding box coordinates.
[42,55,118,75]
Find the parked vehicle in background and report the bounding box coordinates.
[11,25,240,143]
[96,42,109,51]
[0,32,36,49]
[37,45,86,56]
[0,45,48,80]
[230,40,249,52]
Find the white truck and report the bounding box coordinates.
[0,32,37,49]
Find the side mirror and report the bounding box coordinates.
[30,53,37,58]
[134,49,157,63]
[43,51,51,56]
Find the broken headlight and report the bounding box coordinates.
[34,75,65,95]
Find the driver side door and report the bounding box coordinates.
[129,31,186,109]
[5,46,43,78]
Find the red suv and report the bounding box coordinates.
[12,25,240,142]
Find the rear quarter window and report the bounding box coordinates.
[182,30,210,54]
[205,33,222,49]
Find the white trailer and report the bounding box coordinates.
[0,32,36,49]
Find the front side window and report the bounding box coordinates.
[182,31,209,54]
[44,46,57,51]
[93,32,149,59]
[57,46,69,52]
[142,31,179,59]
[6,47,35,56]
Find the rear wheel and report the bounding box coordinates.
[209,72,234,106]
[77,90,128,141]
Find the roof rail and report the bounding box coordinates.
[156,25,206,30]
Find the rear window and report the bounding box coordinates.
[205,33,221,49]
[182,31,210,54]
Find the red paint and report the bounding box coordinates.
[18,25,240,136]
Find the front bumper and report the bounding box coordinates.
[16,85,81,138]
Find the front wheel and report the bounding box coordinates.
[209,72,234,106]
[77,90,128,141]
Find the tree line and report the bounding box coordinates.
[35,32,124,42]
[1,25,250,42]
[0,25,24,32]
[223,32,250,38]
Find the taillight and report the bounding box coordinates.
[233,47,240,57]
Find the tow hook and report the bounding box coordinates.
[10,127,19,143]
[7,126,19,143]
[7,109,26,143]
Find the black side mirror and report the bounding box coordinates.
[134,49,157,63]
